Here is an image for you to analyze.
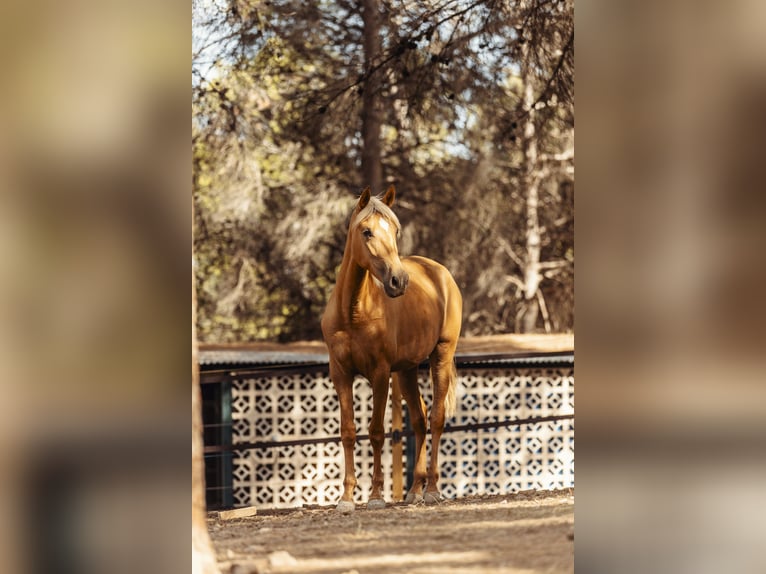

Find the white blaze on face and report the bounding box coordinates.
[368,216,397,291]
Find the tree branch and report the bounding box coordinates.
[536,288,552,333]
[513,27,574,123]
[497,236,525,269]
[504,274,525,291]
[538,260,570,270]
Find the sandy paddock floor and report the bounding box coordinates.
[209,489,574,574]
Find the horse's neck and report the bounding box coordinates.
[336,256,372,326]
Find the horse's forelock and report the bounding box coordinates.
[351,196,401,236]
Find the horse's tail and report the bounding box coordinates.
[444,360,458,418]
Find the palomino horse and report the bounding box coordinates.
[321,185,462,512]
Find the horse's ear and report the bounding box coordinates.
[358,186,371,209]
[382,185,396,207]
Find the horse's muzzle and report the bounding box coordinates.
[384,270,409,298]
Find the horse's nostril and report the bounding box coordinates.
[391,276,400,288]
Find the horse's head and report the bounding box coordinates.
[350,185,409,298]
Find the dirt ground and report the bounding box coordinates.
[209,489,574,574]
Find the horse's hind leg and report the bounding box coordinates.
[425,339,459,503]
[397,368,428,504]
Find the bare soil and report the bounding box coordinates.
[209,489,574,574]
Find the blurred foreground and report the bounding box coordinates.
[577,0,766,572]
[0,1,188,573]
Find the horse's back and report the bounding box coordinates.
[403,256,461,302]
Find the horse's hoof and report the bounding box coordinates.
[405,492,424,504]
[336,500,356,513]
[423,492,442,505]
[366,498,386,510]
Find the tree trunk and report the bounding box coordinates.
[361,0,383,193]
[192,259,220,574]
[519,43,542,334]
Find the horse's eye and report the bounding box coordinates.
[362,228,373,239]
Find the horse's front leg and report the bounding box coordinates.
[331,363,357,513]
[367,368,391,509]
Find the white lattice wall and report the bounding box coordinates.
[230,367,574,508]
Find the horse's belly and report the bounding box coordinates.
[390,356,425,372]
[345,327,433,374]
[389,332,439,371]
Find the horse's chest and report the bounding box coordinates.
[351,322,390,356]
[327,323,391,371]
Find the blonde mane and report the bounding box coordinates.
[350,196,401,237]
